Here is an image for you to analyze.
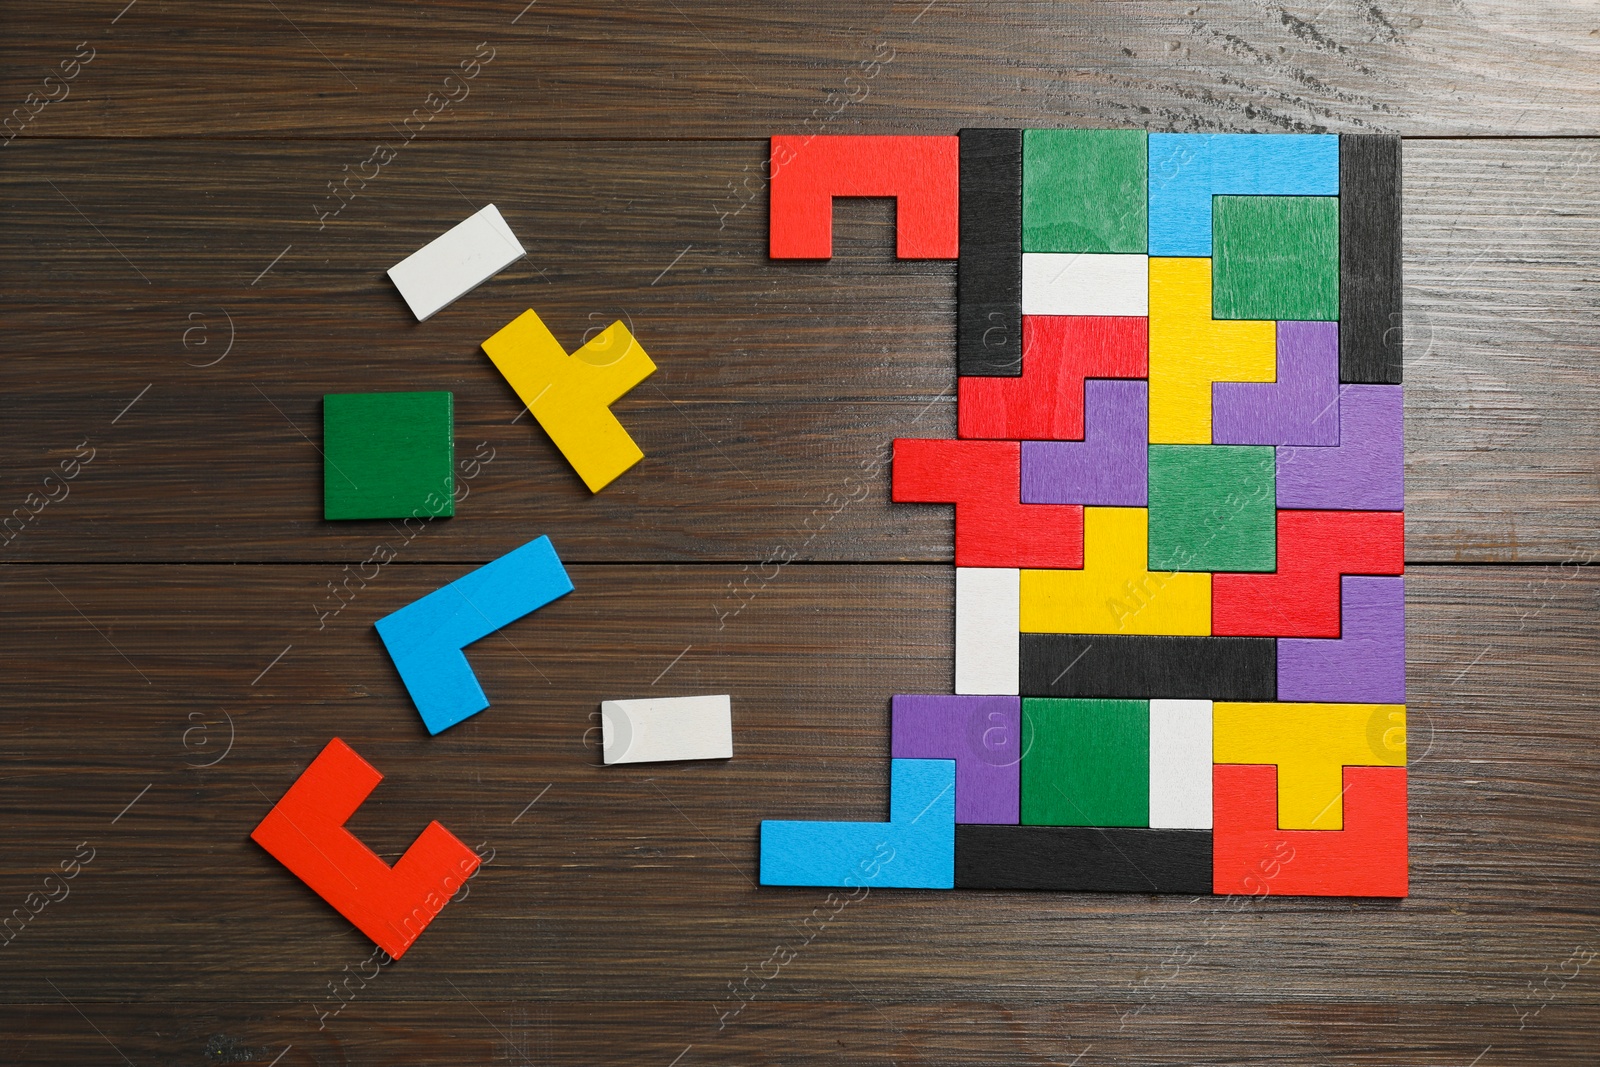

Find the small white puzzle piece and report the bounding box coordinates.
[955,567,1020,696]
[387,203,527,321]
[600,694,734,765]
[1021,253,1149,316]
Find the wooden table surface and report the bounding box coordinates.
[2,3,1596,1064]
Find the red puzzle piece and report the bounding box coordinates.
[892,438,1084,568]
[959,316,1149,440]
[251,738,481,959]
[1213,509,1404,637]
[769,135,959,259]
[1213,764,1408,897]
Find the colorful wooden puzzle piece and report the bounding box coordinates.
[892,438,1084,568]
[768,135,959,260]
[1020,379,1149,507]
[1148,256,1276,444]
[1212,321,1340,446]
[1276,384,1404,510]
[600,694,734,765]
[1213,701,1406,829]
[956,567,1021,696]
[387,203,527,322]
[960,315,1147,441]
[890,695,1022,824]
[323,391,455,521]
[375,536,574,734]
[482,308,656,493]
[1020,507,1211,636]
[959,128,1023,376]
[1212,764,1407,897]
[768,130,1407,898]
[760,758,956,888]
[250,738,481,958]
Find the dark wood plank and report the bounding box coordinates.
[0,563,1592,1049]
[5,1,1600,138]
[1,138,1596,563]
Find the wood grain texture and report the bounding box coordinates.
[0,563,1594,1064]
[4,3,1600,1061]
[4,1,1600,138]
[0,137,1595,562]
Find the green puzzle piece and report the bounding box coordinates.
[1023,129,1147,253]
[1021,698,1149,827]
[323,391,454,521]
[1212,195,1339,320]
[1148,445,1276,573]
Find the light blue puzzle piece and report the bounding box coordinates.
[760,758,955,888]
[375,536,574,735]
[1148,133,1338,256]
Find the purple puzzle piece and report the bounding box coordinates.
[890,695,1020,824]
[1278,576,1405,703]
[1020,379,1147,506]
[1277,384,1403,510]
[1213,321,1340,446]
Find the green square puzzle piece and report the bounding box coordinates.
[323,391,454,520]
[1023,129,1147,253]
[1021,698,1149,827]
[1212,195,1338,320]
[1148,445,1276,572]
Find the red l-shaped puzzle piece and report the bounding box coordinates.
[251,737,480,958]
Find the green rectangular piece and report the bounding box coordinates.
[1148,445,1276,572]
[1021,698,1149,827]
[323,391,454,520]
[1212,195,1339,320]
[1022,129,1147,253]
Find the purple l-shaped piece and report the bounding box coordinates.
[890,694,1021,824]
[1213,320,1340,446]
[1278,575,1405,703]
[1020,379,1148,506]
[1277,384,1404,510]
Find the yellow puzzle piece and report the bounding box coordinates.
[1214,702,1407,830]
[1021,507,1211,635]
[483,309,656,493]
[1148,257,1275,444]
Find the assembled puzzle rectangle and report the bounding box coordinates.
[763,131,1406,898]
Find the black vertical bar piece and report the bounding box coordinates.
[958,128,1023,377]
[1339,134,1403,384]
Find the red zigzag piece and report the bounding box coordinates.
[1213,764,1408,898]
[1213,509,1403,637]
[958,316,1149,440]
[892,439,1084,568]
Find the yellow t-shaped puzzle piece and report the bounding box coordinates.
[1021,507,1211,635]
[1148,257,1275,444]
[483,309,656,492]
[1214,702,1407,829]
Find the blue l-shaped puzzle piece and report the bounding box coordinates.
[760,758,956,888]
[1148,133,1339,256]
[375,536,574,734]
